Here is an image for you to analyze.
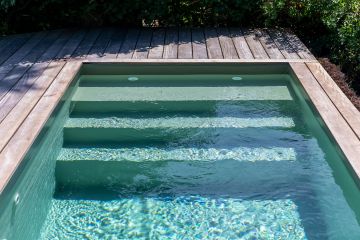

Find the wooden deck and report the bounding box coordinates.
[0,27,359,193]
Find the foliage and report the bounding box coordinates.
[262,0,360,90]
[0,0,262,33]
[0,0,359,90]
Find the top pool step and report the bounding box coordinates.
[72,86,293,102]
[78,74,290,87]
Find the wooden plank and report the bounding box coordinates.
[284,31,315,60]
[0,31,62,100]
[178,28,192,59]
[0,31,84,150]
[91,58,317,64]
[0,36,10,53]
[102,28,126,59]
[0,62,65,144]
[132,28,153,59]
[217,28,238,59]
[37,30,72,62]
[229,28,254,59]
[87,28,114,59]
[72,29,102,59]
[204,28,223,59]
[290,62,360,180]
[307,62,360,139]
[0,61,82,194]
[191,28,208,59]
[163,28,178,59]
[243,29,269,59]
[55,30,87,59]
[254,29,284,59]
[56,31,86,59]
[0,31,76,123]
[0,32,47,80]
[0,33,32,65]
[117,29,140,59]
[148,28,165,59]
[267,29,300,59]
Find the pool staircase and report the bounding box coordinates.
[41,76,312,239]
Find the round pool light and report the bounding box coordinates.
[128,76,139,81]
[232,76,243,80]
[14,193,20,205]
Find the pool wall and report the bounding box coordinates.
[0,73,80,240]
[287,73,360,233]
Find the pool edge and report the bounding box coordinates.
[0,59,359,197]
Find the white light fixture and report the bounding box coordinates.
[128,76,139,81]
[232,76,243,80]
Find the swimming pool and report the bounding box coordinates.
[0,63,359,239]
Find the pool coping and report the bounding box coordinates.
[0,59,359,195]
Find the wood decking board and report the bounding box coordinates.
[163,28,178,59]
[191,28,208,59]
[0,32,47,80]
[178,28,192,59]
[102,29,126,59]
[255,29,284,59]
[0,31,62,100]
[284,31,315,60]
[0,27,358,194]
[56,30,87,59]
[0,30,84,154]
[0,36,10,53]
[87,28,115,59]
[117,29,140,59]
[72,29,102,59]
[307,62,360,139]
[243,29,269,59]
[217,28,238,59]
[229,28,254,59]
[148,28,166,59]
[132,28,153,59]
[267,29,300,59]
[0,62,66,151]
[204,28,223,59]
[0,34,32,65]
[0,31,75,123]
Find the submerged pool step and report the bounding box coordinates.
[55,146,300,194]
[58,146,296,162]
[63,116,298,144]
[65,116,295,129]
[78,74,290,87]
[72,86,293,102]
[70,100,298,115]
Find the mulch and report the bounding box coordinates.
[318,58,360,111]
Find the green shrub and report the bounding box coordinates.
[262,0,360,90]
[0,0,262,33]
[335,2,359,85]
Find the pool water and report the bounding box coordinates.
[1,65,360,240]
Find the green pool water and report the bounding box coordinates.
[1,64,360,240]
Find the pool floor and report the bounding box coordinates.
[36,74,360,239]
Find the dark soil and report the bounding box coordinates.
[318,58,360,111]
